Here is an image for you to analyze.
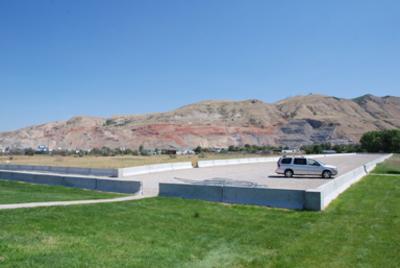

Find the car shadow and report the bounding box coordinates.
[268,175,324,179]
[268,175,286,178]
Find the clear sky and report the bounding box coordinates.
[0,0,399,131]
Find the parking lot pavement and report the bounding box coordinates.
[128,154,386,195]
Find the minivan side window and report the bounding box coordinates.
[294,158,307,165]
[281,158,292,164]
[308,159,320,166]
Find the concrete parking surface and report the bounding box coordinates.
[129,154,386,195]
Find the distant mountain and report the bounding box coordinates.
[1,94,399,150]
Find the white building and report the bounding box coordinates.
[281,148,299,154]
[176,149,195,155]
[36,145,49,153]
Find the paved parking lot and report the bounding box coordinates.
[129,154,386,195]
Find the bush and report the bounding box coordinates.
[24,148,35,156]
[194,146,203,154]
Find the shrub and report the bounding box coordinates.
[24,148,35,156]
[194,146,203,154]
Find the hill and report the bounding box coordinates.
[0,94,399,150]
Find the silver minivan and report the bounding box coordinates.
[275,156,338,178]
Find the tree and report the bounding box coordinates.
[360,131,382,152]
[138,145,145,156]
[194,146,203,154]
[382,129,400,153]
[24,148,35,156]
[360,129,400,153]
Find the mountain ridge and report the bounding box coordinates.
[1,94,399,150]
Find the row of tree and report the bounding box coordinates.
[2,146,150,157]
[300,143,362,154]
[193,144,282,154]
[300,129,400,154]
[2,129,399,156]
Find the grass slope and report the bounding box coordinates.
[0,174,398,267]
[372,154,400,174]
[0,180,123,204]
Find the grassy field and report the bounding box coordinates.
[372,154,400,174]
[0,173,398,267]
[0,180,123,204]
[0,153,274,169]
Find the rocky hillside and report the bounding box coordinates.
[0,94,399,150]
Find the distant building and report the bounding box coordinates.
[281,148,299,154]
[161,149,177,155]
[322,150,337,154]
[176,149,195,155]
[36,145,49,153]
[208,147,226,153]
[140,149,160,156]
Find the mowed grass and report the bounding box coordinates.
[0,153,273,169]
[0,180,123,204]
[0,174,398,267]
[372,154,400,174]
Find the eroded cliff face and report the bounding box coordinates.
[1,94,399,149]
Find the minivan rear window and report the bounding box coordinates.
[294,158,307,165]
[281,158,292,164]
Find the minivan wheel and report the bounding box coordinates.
[284,169,293,178]
[322,170,332,179]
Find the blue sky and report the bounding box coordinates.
[0,0,399,131]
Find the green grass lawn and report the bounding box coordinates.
[0,180,123,204]
[372,154,400,174]
[0,174,398,267]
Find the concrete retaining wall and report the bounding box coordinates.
[363,154,392,172]
[161,154,392,211]
[0,170,141,194]
[159,183,223,202]
[96,179,142,194]
[304,167,366,210]
[307,153,356,159]
[0,164,118,177]
[305,154,392,210]
[198,157,280,168]
[0,153,357,178]
[0,162,193,178]
[223,186,305,209]
[197,153,357,168]
[118,162,193,177]
[159,183,305,209]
